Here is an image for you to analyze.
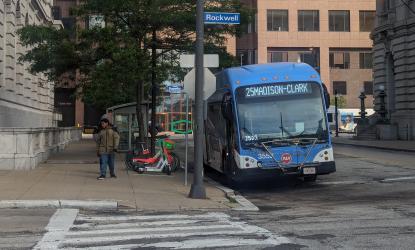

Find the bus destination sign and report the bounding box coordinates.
[244,82,312,98]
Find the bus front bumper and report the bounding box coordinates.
[233,161,336,179]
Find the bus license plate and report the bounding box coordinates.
[303,167,316,175]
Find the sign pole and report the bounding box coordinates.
[185,94,189,186]
[189,0,206,199]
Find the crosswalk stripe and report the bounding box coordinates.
[66,224,241,237]
[54,212,290,249]
[76,212,229,222]
[34,209,79,250]
[63,236,290,250]
[63,230,271,246]
[72,219,209,230]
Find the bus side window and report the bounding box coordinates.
[208,103,226,139]
[327,113,333,122]
[322,83,330,109]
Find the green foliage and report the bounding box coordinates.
[331,95,347,108]
[18,0,254,109]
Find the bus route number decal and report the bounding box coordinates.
[244,135,258,142]
[245,83,312,98]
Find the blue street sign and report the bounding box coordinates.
[204,12,240,25]
[168,85,183,94]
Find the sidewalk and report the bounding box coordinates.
[0,139,232,211]
[332,136,415,152]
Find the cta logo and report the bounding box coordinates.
[281,153,292,164]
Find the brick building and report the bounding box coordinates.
[52,0,104,128]
[236,0,376,108]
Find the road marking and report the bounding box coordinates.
[34,209,78,250]
[381,176,415,182]
[77,212,230,221]
[318,180,367,185]
[319,176,415,186]
[63,236,289,250]
[66,224,240,236]
[59,212,290,249]
[72,219,206,230]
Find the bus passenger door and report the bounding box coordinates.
[206,103,226,172]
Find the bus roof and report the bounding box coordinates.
[217,62,321,90]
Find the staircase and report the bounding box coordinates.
[353,124,378,140]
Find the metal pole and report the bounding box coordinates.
[189,0,206,199]
[185,94,189,186]
[334,90,339,137]
[359,91,367,121]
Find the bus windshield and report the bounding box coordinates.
[235,82,328,147]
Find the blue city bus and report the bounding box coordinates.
[204,63,335,182]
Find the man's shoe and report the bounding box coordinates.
[110,174,117,178]
[97,175,105,180]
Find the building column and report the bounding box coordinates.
[0,2,5,89]
[319,46,330,92]
[15,5,24,102]
[75,99,84,127]
[5,0,16,94]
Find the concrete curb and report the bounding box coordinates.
[207,179,259,211]
[332,141,415,153]
[0,200,118,210]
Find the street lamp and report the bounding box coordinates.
[334,90,339,137]
[378,84,387,122]
[359,87,367,123]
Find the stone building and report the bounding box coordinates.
[237,0,376,108]
[371,0,415,140]
[0,1,82,170]
[0,0,57,127]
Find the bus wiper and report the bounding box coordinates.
[260,142,281,165]
[279,112,293,139]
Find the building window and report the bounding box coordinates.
[237,50,249,66]
[267,10,289,31]
[298,10,319,31]
[298,52,319,68]
[267,51,288,63]
[360,11,375,32]
[360,52,373,69]
[52,6,62,20]
[364,81,373,95]
[329,10,350,32]
[333,81,347,95]
[329,52,350,69]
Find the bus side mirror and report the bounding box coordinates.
[322,83,330,109]
[221,93,233,120]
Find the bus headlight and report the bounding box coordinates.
[233,150,258,169]
[313,148,334,162]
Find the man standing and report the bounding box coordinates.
[96,118,120,180]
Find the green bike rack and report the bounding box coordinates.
[170,120,193,134]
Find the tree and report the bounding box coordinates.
[18,0,253,153]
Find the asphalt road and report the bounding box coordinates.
[0,208,55,249]
[231,145,415,249]
[2,144,415,249]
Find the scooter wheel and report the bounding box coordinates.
[164,165,171,175]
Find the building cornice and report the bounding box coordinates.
[31,0,52,22]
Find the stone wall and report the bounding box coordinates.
[372,0,415,140]
[0,127,82,170]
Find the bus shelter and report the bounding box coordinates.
[106,94,192,151]
[106,102,150,151]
